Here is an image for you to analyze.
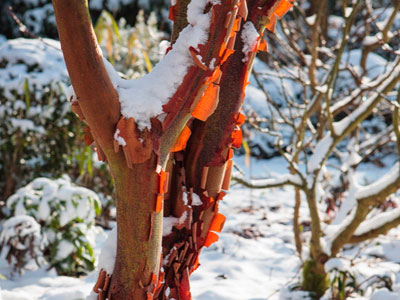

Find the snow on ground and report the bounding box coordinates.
[1,156,400,299]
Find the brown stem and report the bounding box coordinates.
[331,203,370,257]
[349,217,400,244]
[293,187,302,257]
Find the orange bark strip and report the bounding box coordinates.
[220,49,235,65]
[113,140,120,153]
[122,146,133,168]
[155,194,163,213]
[238,0,248,20]
[148,213,154,240]
[227,33,237,51]
[275,0,293,19]
[191,83,220,121]
[204,231,219,247]
[152,273,157,285]
[224,5,239,43]
[209,213,226,233]
[266,13,277,32]
[189,47,208,71]
[222,159,233,190]
[171,126,192,152]
[158,170,169,194]
[93,269,106,293]
[231,17,241,36]
[258,38,268,52]
[236,112,246,126]
[179,268,192,300]
[224,11,233,28]
[192,255,200,273]
[71,102,85,120]
[95,143,106,162]
[227,148,234,160]
[84,126,94,146]
[168,6,175,21]
[200,167,209,189]
[207,67,222,84]
[231,127,243,148]
[116,117,153,165]
[98,290,106,300]
[103,274,111,291]
[217,191,226,201]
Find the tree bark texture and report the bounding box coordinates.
[52,0,293,299]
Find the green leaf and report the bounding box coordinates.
[24,78,31,110]
[142,50,152,73]
[93,198,101,215]
[87,147,93,177]
[103,11,121,40]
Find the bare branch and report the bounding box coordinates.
[349,210,400,244]
[232,173,303,189]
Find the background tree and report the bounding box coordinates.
[234,0,400,298]
[51,0,292,299]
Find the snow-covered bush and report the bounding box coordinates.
[0,38,79,200]
[3,176,101,276]
[0,215,47,275]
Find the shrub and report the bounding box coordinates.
[0,215,46,275]
[3,176,101,276]
[0,38,79,201]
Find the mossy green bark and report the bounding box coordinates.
[302,259,330,299]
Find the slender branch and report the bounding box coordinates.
[331,162,400,255]
[293,187,303,258]
[330,202,370,256]
[356,163,400,205]
[349,216,400,244]
[394,90,400,157]
[360,1,400,72]
[232,173,303,189]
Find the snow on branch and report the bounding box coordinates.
[232,173,303,189]
[306,58,400,173]
[356,162,400,202]
[333,57,400,136]
[353,207,400,237]
[103,0,213,130]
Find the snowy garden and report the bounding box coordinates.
[1,0,400,299]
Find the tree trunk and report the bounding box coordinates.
[52,0,293,299]
[109,153,163,299]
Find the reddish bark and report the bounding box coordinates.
[52,0,292,299]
